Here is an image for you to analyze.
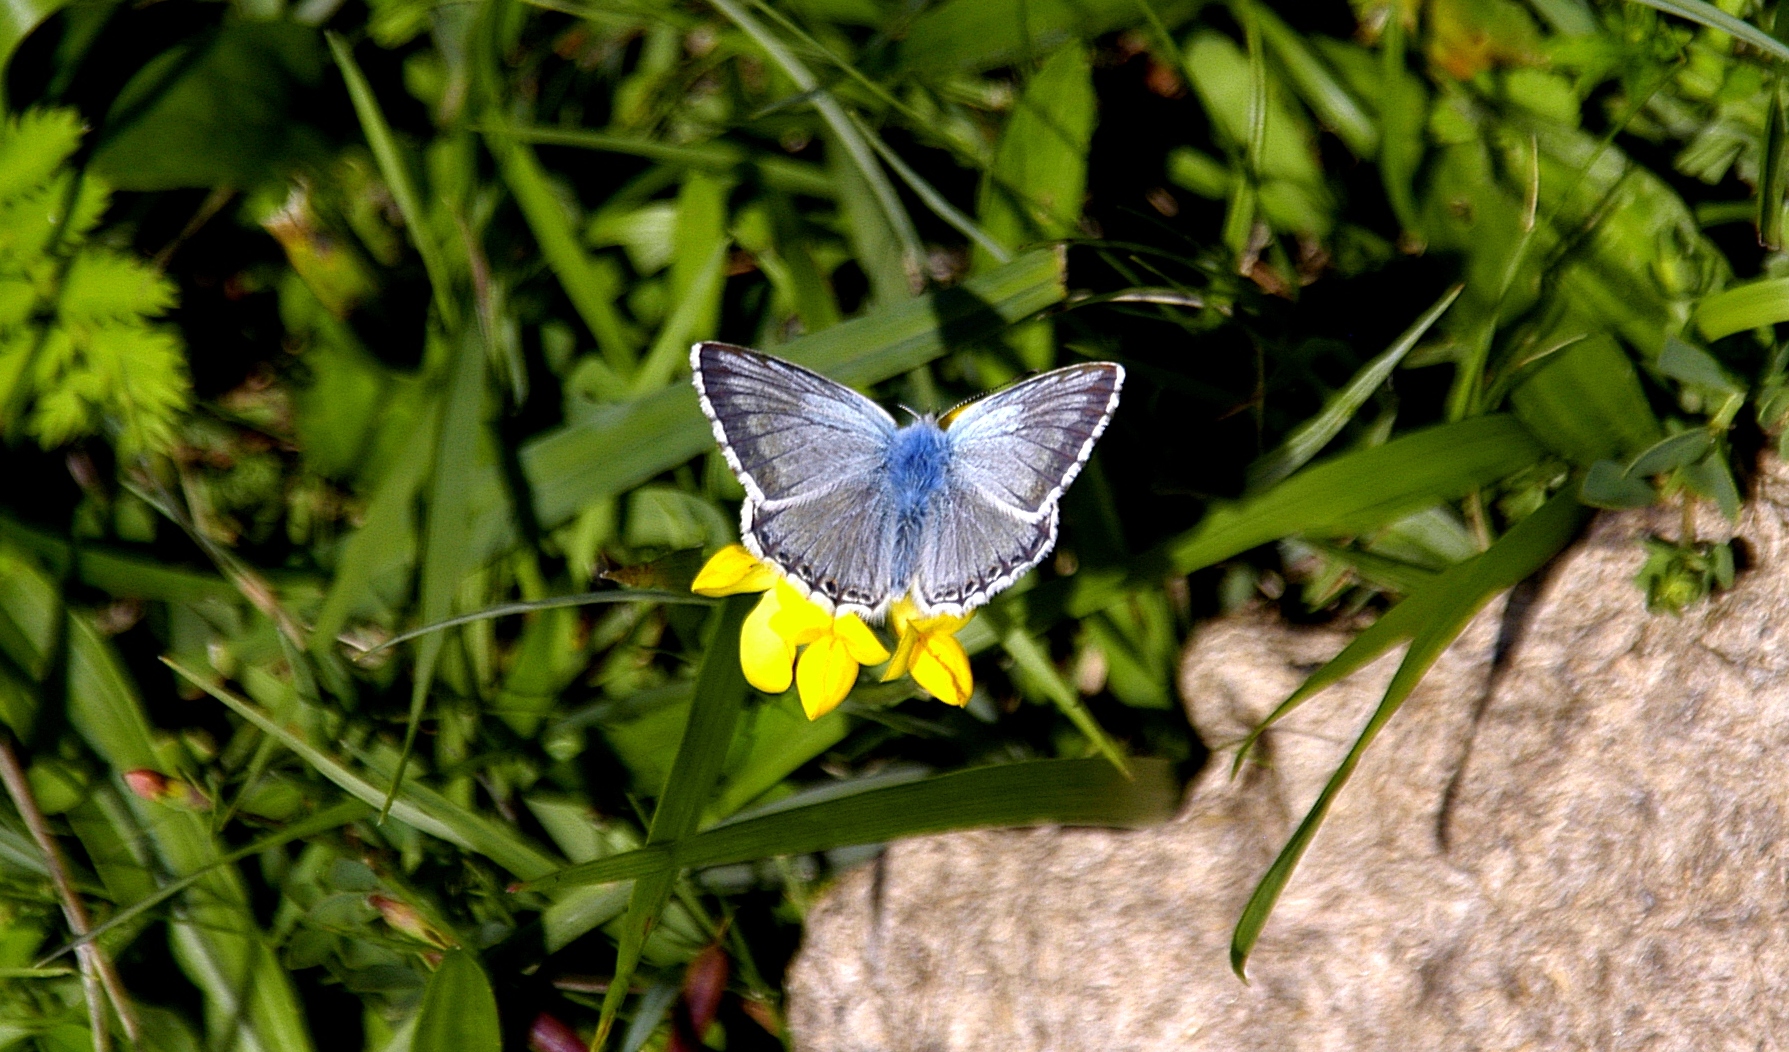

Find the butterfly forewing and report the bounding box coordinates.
[691,343,895,503]
[912,363,1123,615]
[690,342,902,616]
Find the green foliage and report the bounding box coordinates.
[15,0,1789,1046]
[0,109,187,458]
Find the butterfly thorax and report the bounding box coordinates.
[885,419,951,588]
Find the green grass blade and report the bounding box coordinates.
[516,757,1180,894]
[484,125,832,196]
[326,33,458,329]
[386,325,487,821]
[991,611,1129,774]
[519,247,1065,528]
[1229,486,1588,979]
[352,590,714,660]
[165,658,562,879]
[413,952,501,1052]
[1624,0,1789,65]
[709,0,922,287]
[1695,276,1789,341]
[1508,334,1662,466]
[1247,283,1462,491]
[57,620,316,1052]
[0,513,239,604]
[1045,414,1548,625]
[1244,0,1377,156]
[630,239,728,395]
[487,130,636,369]
[847,109,1010,263]
[36,800,371,967]
[594,594,754,1048]
[1762,78,1788,249]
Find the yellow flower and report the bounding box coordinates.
[881,599,974,707]
[692,546,890,720]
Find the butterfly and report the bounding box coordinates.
[690,342,1123,620]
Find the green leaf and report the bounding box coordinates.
[59,251,178,321]
[1247,0,1378,156]
[977,43,1096,260]
[1657,336,1744,396]
[1247,283,1462,491]
[1580,460,1657,508]
[326,33,458,329]
[387,325,488,820]
[91,23,325,190]
[516,756,1181,894]
[412,952,501,1052]
[989,610,1129,773]
[1230,486,1589,978]
[594,594,754,1046]
[164,658,562,880]
[0,109,82,203]
[1624,0,1789,66]
[487,130,636,370]
[991,416,1545,642]
[1695,276,1789,341]
[1627,430,1715,477]
[1509,334,1661,465]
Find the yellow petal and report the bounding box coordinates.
[880,625,919,682]
[796,634,860,719]
[768,581,832,645]
[910,633,973,707]
[833,614,891,665]
[740,590,796,693]
[692,544,777,596]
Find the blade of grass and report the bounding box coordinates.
[516,756,1180,894]
[36,800,371,967]
[1243,0,1377,156]
[164,658,562,880]
[709,0,923,288]
[1042,414,1549,625]
[846,108,1010,263]
[57,615,315,1052]
[1247,284,1463,491]
[413,951,501,1052]
[1228,486,1588,978]
[482,125,832,196]
[386,324,487,822]
[1625,0,1789,64]
[351,589,714,660]
[594,594,754,1049]
[487,130,637,371]
[1695,276,1789,341]
[989,610,1129,774]
[326,33,458,329]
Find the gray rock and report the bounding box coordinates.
[786,462,1789,1050]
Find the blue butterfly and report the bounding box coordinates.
[690,342,1123,620]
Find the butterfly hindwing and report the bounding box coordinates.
[690,342,902,616]
[913,363,1124,615]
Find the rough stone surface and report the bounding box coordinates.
[786,460,1789,1051]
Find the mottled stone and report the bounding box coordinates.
[787,459,1789,1051]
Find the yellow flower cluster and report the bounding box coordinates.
[691,545,975,719]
